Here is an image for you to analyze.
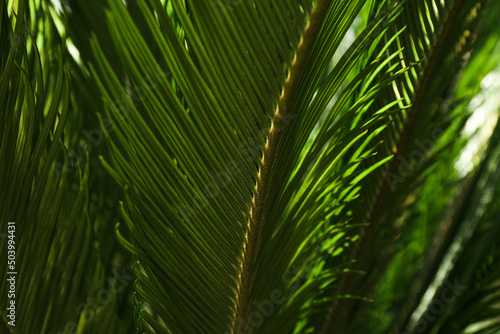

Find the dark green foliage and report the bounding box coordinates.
[1,0,499,333]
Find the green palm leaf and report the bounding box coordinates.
[0,1,125,332]
[87,0,409,332]
[324,0,500,332]
[1,0,499,333]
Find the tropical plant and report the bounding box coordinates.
[1,0,500,333]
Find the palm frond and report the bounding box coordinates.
[0,1,125,332]
[87,0,412,332]
[1,0,499,333]
[323,0,500,332]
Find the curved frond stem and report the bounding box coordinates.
[392,3,494,331]
[231,1,331,332]
[320,0,479,332]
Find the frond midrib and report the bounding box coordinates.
[230,1,330,332]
